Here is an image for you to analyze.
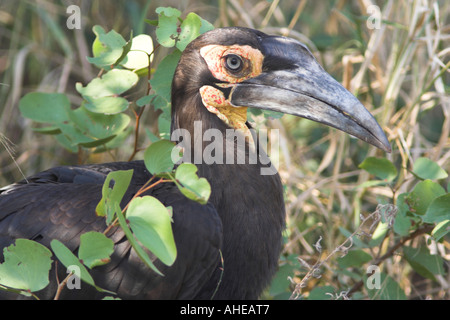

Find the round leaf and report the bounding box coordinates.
[76,69,138,99]
[149,49,181,104]
[32,126,62,135]
[115,203,163,276]
[0,239,52,292]
[84,96,129,114]
[359,157,397,181]
[19,92,70,124]
[78,232,114,269]
[431,220,450,242]
[155,7,181,47]
[87,25,127,67]
[412,157,448,180]
[69,106,130,140]
[144,139,176,174]
[365,272,406,300]
[126,196,177,266]
[96,169,134,224]
[403,246,444,280]
[121,34,154,70]
[337,250,372,269]
[176,12,201,51]
[175,163,211,205]
[423,193,450,224]
[405,180,446,215]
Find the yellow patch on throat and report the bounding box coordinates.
[199,85,248,132]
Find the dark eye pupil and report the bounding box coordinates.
[226,55,242,71]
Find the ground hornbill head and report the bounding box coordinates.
[171,27,391,153]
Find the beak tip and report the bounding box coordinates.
[375,127,391,153]
[383,142,392,153]
[371,130,391,153]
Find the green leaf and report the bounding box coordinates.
[121,34,154,70]
[0,239,52,292]
[369,221,389,247]
[93,127,133,153]
[32,126,62,135]
[412,157,448,180]
[431,220,450,242]
[102,296,122,300]
[145,128,161,143]
[396,192,411,215]
[393,211,411,236]
[136,95,153,107]
[78,232,114,269]
[145,19,158,26]
[157,109,172,140]
[96,169,134,224]
[76,69,138,99]
[126,196,177,266]
[68,106,130,142]
[423,193,450,224]
[155,7,181,47]
[263,109,284,120]
[359,157,397,181]
[112,33,133,69]
[268,256,296,297]
[54,133,78,153]
[357,179,390,189]
[405,180,446,215]
[87,25,127,67]
[337,250,372,269]
[50,239,113,294]
[338,227,367,248]
[366,272,406,300]
[174,163,211,205]
[176,12,201,51]
[19,92,71,124]
[84,96,129,115]
[78,135,116,148]
[308,286,336,300]
[115,203,163,276]
[403,246,444,280]
[149,49,181,107]
[199,17,215,34]
[144,139,176,175]
[92,33,107,58]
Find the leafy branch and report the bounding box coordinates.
[0,7,215,300]
[285,156,449,300]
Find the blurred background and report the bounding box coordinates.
[0,0,449,299]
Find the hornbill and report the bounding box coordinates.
[0,27,390,300]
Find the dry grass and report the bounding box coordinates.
[0,0,449,299]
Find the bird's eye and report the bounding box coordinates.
[224,54,243,72]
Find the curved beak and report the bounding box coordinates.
[230,36,391,153]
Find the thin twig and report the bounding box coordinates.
[53,263,75,300]
[127,45,160,162]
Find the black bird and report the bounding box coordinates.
[0,27,390,300]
